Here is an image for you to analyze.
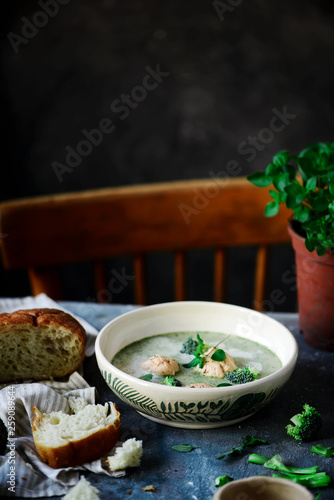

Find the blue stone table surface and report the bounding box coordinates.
[18,303,334,499]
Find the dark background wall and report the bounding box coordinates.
[1,0,333,309]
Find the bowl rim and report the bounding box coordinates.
[213,475,314,498]
[95,301,298,394]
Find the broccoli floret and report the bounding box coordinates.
[180,336,199,355]
[224,366,259,385]
[286,404,322,442]
[163,376,182,387]
[0,418,7,455]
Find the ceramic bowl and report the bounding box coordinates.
[212,476,314,499]
[95,301,298,429]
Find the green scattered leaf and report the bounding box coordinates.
[215,475,233,487]
[171,444,200,453]
[139,374,153,381]
[216,435,266,460]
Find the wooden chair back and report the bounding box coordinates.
[0,177,292,310]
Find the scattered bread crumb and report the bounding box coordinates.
[142,485,157,492]
[107,438,143,471]
[63,476,100,499]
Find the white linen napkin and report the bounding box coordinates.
[0,293,98,356]
[0,294,126,497]
[0,382,125,498]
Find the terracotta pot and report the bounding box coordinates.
[288,222,334,351]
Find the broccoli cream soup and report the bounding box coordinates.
[112,332,282,387]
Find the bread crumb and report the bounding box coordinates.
[142,485,157,492]
[63,476,100,499]
[107,438,143,471]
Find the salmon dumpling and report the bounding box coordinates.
[195,348,236,378]
[140,355,179,376]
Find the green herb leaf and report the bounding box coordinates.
[216,435,267,460]
[311,444,334,458]
[247,172,272,187]
[211,349,226,362]
[264,201,279,217]
[215,475,233,487]
[139,374,153,381]
[306,176,317,191]
[273,151,290,167]
[217,382,232,387]
[171,444,199,453]
[182,357,201,369]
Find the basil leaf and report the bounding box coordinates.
[306,176,317,191]
[247,172,272,187]
[211,349,226,362]
[264,201,279,217]
[171,444,199,453]
[139,374,153,381]
[182,357,200,369]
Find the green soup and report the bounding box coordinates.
[112,331,282,387]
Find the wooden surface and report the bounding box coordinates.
[0,178,292,307]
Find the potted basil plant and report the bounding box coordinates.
[248,141,334,351]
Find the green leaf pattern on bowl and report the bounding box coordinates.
[102,371,283,423]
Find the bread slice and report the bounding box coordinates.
[0,308,86,382]
[31,401,121,468]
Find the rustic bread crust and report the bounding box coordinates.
[31,404,121,469]
[0,308,86,342]
[0,308,86,382]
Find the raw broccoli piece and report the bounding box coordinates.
[215,475,233,487]
[163,376,182,387]
[286,404,322,442]
[0,418,7,455]
[311,444,334,458]
[272,472,330,488]
[249,454,319,474]
[180,336,199,355]
[249,453,330,488]
[224,366,259,385]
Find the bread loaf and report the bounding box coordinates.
[31,400,121,468]
[0,308,86,382]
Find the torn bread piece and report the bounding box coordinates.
[31,401,121,468]
[63,476,100,500]
[106,438,143,471]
